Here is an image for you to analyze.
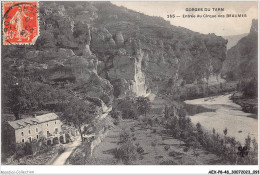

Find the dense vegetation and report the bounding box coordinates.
[112,96,151,120]
[231,78,258,115]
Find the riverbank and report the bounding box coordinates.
[162,81,238,101]
[231,92,257,118]
[184,94,258,144]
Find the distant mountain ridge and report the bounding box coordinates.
[222,33,248,50]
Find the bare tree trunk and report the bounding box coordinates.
[78,126,83,142]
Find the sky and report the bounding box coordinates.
[112,1,258,36]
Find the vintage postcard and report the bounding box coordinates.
[1,1,259,174]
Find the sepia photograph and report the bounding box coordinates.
[0,0,259,174]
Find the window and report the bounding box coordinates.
[29,130,31,134]
[55,121,56,124]
[28,137,32,143]
[36,128,38,132]
[47,131,50,136]
[46,123,48,127]
[21,132,24,136]
[55,128,58,133]
[22,139,24,143]
[36,135,39,139]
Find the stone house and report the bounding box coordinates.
[8,113,62,144]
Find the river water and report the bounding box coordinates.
[184,94,258,144]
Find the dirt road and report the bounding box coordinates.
[52,137,81,165]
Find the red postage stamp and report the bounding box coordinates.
[3,2,39,45]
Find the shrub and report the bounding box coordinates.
[169,151,183,157]
[133,137,136,141]
[58,145,65,154]
[147,118,153,126]
[114,141,137,164]
[164,145,170,151]
[38,143,52,154]
[15,143,26,159]
[151,141,156,147]
[135,96,151,117]
[135,143,140,147]
[136,146,144,154]
[152,129,156,133]
[119,131,130,144]
[69,152,85,165]
[168,151,175,157]
[24,142,33,155]
[242,78,257,97]
[110,109,122,120]
[139,155,144,160]
[113,120,119,125]
[183,147,189,152]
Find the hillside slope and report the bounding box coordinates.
[222,19,258,81]
[89,2,227,95]
[2,2,229,114]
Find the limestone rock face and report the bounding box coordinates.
[115,31,124,46]
[250,19,258,34]
[108,38,116,47]
[88,2,228,97]
[7,2,114,109]
[108,49,147,97]
[222,19,258,80]
[3,1,231,107]
[78,72,114,106]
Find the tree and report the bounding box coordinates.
[176,130,184,146]
[15,143,26,160]
[223,128,228,146]
[213,128,216,135]
[135,97,151,117]
[196,122,203,138]
[117,96,138,119]
[62,96,94,142]
[164,105,169,119]
[243,77,257,97]
[8,83,22,120]
[245,135,251,151]
[5,78,56,120]
[223,128,228,136]
[192,139,201,157]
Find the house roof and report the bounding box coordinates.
[8,113,59,130]
[35,113,59,123]
[8,117,39,130]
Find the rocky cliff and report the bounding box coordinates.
[2,2,229,108]
[222,19,258,81]
[88,2,228,96]
[2,2,114,116]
